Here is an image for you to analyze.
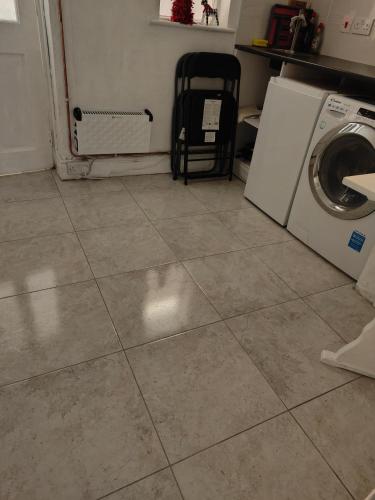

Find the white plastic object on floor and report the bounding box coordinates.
[321,318,375,378]
[357,246,375,306]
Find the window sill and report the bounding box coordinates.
[150,18,235,34]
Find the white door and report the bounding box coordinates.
[0,0,53,175]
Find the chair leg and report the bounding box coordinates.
[183,143,188,186]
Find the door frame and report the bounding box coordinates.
[35,0,56,165]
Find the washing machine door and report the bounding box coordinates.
[309,122,375,220]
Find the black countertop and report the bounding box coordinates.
[235,45,375,84]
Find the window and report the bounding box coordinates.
[159,0,220,24]
[0,0,18,22]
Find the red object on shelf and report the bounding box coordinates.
[266,4,300,49]
[171,0,194,25]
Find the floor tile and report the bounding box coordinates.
[78,221,176,278]
[293,378,375,500]
[131,187,208,221]
[54,172,124,198]
[188,178,250,212]
[304,284,375,343]
[173,413,352,500]
[154,214,245,260]
[98,263,219,348]
[63,191,146,230]
[227,300,357,408]
[122,174,180,193]
[105,469,182,500]
[183,250,297,318]
[216,207,293,248]
[127,322,284,462]
[0,233,92,298]
[0,281,120,386]
[253,240,352,296]
[0,197,73,242]
[0,353,167,500]
[0,171,58,202]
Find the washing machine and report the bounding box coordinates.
[244,77,336,226]
[288,95,375,279]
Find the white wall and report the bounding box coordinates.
[235,0,276,108]
[48,0,243,167]
[312,0,375,65]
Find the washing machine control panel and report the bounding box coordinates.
[326,98,351,115]
[357,107,375,121]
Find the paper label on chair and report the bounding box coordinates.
[204,132,216,143]
[202,99,222,130]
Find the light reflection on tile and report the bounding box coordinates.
[78,222,176,277]
[98,263,220,348]
[0,281,120,385]
[0,233,92,298]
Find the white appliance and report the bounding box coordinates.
[288,95,375,279]
[244,77,336,226]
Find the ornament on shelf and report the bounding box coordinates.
[201,0,219,26]
[171,0,194,25]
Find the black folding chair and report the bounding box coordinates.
[171,52,241,185]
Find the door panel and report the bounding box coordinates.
[0,0,53,174]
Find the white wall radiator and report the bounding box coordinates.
[72,107,153,155]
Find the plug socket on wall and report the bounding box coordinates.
[341,15,353,33]
[351,17,374,35]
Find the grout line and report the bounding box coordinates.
[289,411,356,500]
[180,252,298,323]
[302,295,351,344]
[170,408,289,467]
[0,228,75,246]
[246,243,353,300]
[120,179,183,258]
[302,282,356,299]
[95,466,171,500]
[169,466,186,500]
[124,319,224,352]
[0,194,62,205]
[0,277,95,302]
[0,349,124,390]
[288,376,362,412]
[221,296,302,322]
[1,172,363,499]
[54,178,184,495]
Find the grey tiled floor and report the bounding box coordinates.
[0,171,374,500]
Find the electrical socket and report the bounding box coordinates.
[66,161,91,178]
[341,15,353,33]
[351,17,374,35]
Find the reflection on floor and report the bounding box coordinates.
[0,171,374,500]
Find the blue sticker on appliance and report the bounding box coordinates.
[348,231,366,253]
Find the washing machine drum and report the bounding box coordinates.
[310,123,375,220]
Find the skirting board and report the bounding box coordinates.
[55,154,170,180]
